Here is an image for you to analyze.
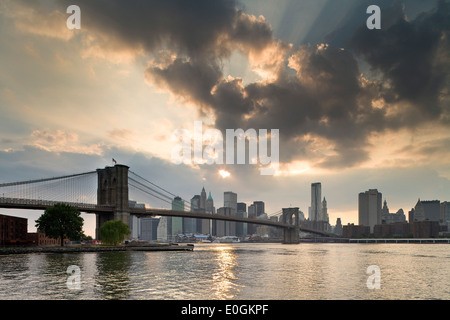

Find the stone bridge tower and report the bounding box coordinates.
[281,207,300,244]
[95,164,130,239]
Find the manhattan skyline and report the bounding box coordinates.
[0,0,449,237]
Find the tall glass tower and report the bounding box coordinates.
[311,182,322,221]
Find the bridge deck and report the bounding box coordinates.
[0,198,335,237]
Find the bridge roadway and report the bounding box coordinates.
[0,197,333,237]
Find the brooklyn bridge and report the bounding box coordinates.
[0,164,334,243]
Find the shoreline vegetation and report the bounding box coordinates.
[0,243,194,255]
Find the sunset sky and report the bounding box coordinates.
[0,0,449,237]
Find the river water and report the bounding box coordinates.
[0,243,449,300]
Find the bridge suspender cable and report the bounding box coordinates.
[128,171,192,210]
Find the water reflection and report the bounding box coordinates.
[40,253,85,299]
[94,252,132,299]
[211,245,240,299]
[0,243,449,300]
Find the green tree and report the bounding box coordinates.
[99,220,130,246]
[35,203,84,247]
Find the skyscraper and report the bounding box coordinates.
[321,197,329,223]
[224,191,237,211]
[200,187,207,211]
[414,199,440,222]
[185,195,200,234]
[236,202,247,237]
[441,201,450,223]
[202,191,215,235]
[247,203,257,235]
[172,196,184,236]
[311,182,322,221]
[206,192,215,213]
[335,218,343,236]
[253,201,265,216]
[359,189,382,232]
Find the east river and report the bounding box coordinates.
[0,243,449,300]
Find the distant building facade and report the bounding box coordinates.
[343,224,370,238]
[27,232,70,246]
[139,217,159,242]
[441,201,450,223]
[224,191,237,212]
[412,199,441,222]
[381,200,406,224]
[334,218,343,236]
[359,189,382,232]
[172,196,184,236]
[411,220,439,238]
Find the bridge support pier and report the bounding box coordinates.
[282,228,300,244]
[281,207,300,244]
[95,164,130,240]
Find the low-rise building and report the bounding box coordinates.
[0,214,28,245]
[342,224,370,238]
[27,232,70,246]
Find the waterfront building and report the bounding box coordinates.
[373,222,410,238]
[157,216,171,242]
[0,214,28,245]
[27,232,70,246]
[140,217,159,242]
[342,223,370,238]
[411,220,439,238]
[359,189,382,232]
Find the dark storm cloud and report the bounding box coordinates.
[20,0,450,169]
[350,0,450,121]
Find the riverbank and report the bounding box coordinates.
[300,237,450,243]
[0,243,194,255]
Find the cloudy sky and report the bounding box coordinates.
[0,0,449,237]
